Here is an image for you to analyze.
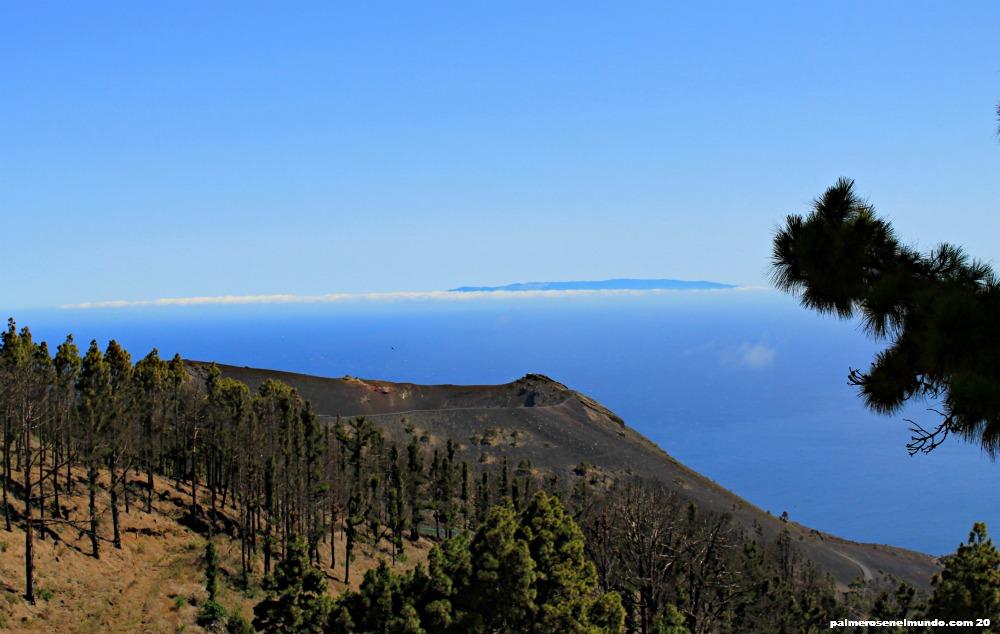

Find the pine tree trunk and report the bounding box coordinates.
[190,434,198,517]
[219,463,230,510]
[3,419,11,532]
[345,528,352,585]
[240,515,248,587]
[640,587,648,634]
[123,466,131,515]
[52,443,61,520]
[146,462,154,513]
[109,455,122,549]
[145,413,154,513]
[209,463,217,536]
[65,437,72,493]
[329,502,337,569]
[88,464,100,559]
[37,439,45,541]
[263,514,271,576]
[23,428,35,604]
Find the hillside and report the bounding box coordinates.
[0,464,431,632]
[206,363,939,591]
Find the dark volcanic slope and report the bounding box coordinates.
[204,363,939,590]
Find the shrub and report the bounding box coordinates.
[197,600,227,627]
[225,613,255,634]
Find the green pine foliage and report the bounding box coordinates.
[772,178,1000,456]
[928,523,1000,629]
[252,537,331,633]
[330,492,624,633]
[197,600,227,629]
[653,604,689,634]
[225,613,255,634]
[205,540,219,602]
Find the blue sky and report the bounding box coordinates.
[2,2,998,309]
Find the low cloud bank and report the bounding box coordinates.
[61,286,765,309]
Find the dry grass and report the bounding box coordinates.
[0,466,430,632]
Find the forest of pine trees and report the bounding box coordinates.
[2,318,997,633]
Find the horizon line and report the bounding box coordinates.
[59,286,769,310]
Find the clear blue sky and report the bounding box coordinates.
[3,2,998,309]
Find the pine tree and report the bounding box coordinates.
[103,340,132,550]
[499,456,510,499]
[330,489,626,633]
[459,460,471,531]
[406,434,426,541]
[77,340,112,559]
[772,178,1000,456]
[198,539,227,628]
[387,444,406,563]
[1,324,54,603]
[476,471,490,525]
[52,335,80,520]
[302,402,323,564]
[327,561,425,634]
[133,349,166,514]
[653,604,689,634]
[205,540,219,601]
[928,523,1000,629]
[463,502,537,632]
[253,536,331,633]
[517,491,626,633]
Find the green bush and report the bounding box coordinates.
[197,600,227,627]
[225,613,255,634]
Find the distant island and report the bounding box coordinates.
[450,278,736,292]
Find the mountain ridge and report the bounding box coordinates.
[200,362,940,591]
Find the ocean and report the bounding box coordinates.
[11,290,997,555]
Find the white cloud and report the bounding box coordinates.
[739,343,776,369]
[61,286,764,310]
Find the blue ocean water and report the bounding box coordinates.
[12,291,998,555]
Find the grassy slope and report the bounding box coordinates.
[207,363,940,592]
[0,464,430,633]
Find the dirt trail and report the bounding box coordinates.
[834,549,874,582]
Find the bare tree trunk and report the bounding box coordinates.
[23,428,35,604]
[146,458,154,513]
[263,515,272,576]
[37,437,45,541]
[345,528,352,585]
[3,417,11,532]
[88,464,100,559]
[189,430,198,517]
[109,455,122,549]
[65,433,72,493]
[52,443,61,520]
[209,454,217,536]
[330,511,336,569]
[219,462,230,510]
[240,506,249,588]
